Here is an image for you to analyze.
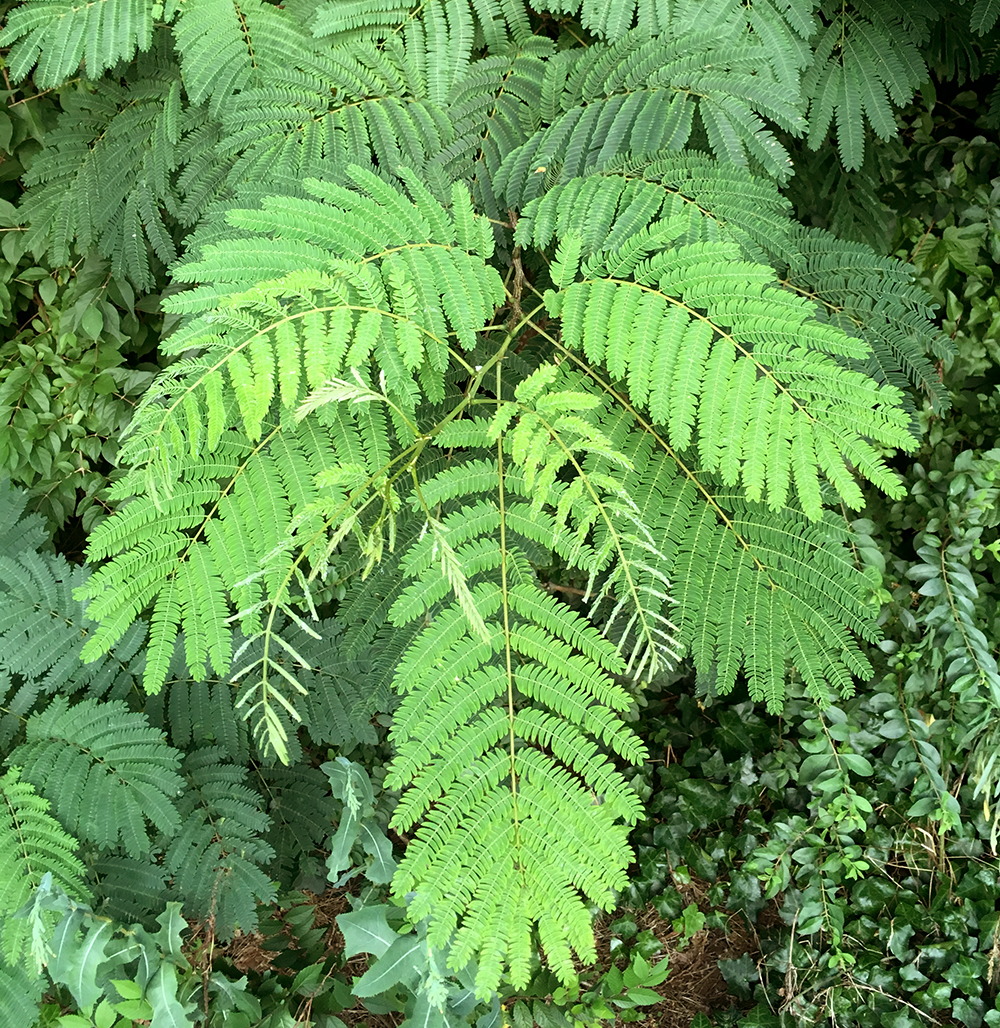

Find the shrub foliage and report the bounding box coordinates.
[0,0,997,1024]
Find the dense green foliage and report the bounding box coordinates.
[1,0,1000,1026]
[621,106,1000,1027]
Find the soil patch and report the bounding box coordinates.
[592,877,765,1028]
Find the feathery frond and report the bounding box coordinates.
[802,0,931,169]
[10,697,184,857]
[0,767,88,967]
[0,0,155,86]
[164,745,275,938]
[7,0,947,994]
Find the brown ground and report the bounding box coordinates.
[208,875,765,1028]
[590,878,761,1028]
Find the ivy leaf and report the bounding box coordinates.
[337,905,399,959]
[47,911,113,1010]
[945,957,985,996]
[352,933,425,997]
[146,964,198,1028]
[326,808,361,880]
[360,822,397,884]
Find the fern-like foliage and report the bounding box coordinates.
[214,47,453,203]
[70,148,925,985]
[91,853,169,925]
[9,696,185,856]
[518,194,914,517]
[0,955,44,1026]
[780,135,904,250]
[168,0,323,116]
[0,767,88,967]
[970,0,1000,33]
[490,24,805,189]
[801,0,934,169]
[0,477,365,961]
[165,745,275,938]
[781,226,954,413]
[75,168,504,708]
[309,0,532,51]
[0,478,48,557]
[165,677,248,761]
[255,764,339,881]
[0,519,147,715]
[0,0,156,85]
[384,478,652,994]
[15,48,186,289]
[1,0,962,995]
